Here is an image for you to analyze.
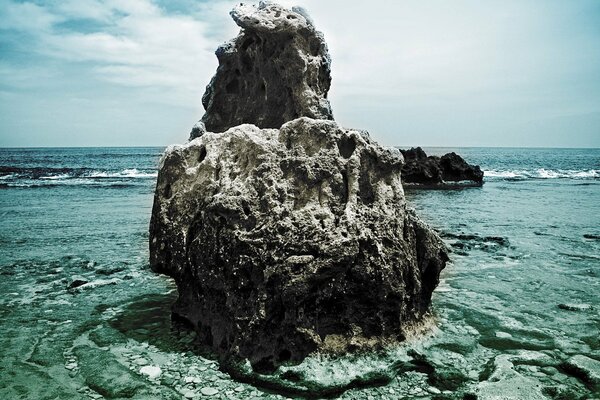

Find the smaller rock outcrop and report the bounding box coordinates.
[192,1,333,138]
[400,147,484,186]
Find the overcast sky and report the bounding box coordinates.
[1,0,599,147]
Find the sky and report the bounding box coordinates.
[0,0,599,148]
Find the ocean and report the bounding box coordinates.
[0,146,598,399]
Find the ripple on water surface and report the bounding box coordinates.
[0,147,599,398]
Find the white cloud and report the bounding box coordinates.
[52,0,114,21]
[0,0,239,106]
[0,0,598,147]
[0,1,61,31]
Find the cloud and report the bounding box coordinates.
[0,0,598,147]
[0,0,238,106]
[0,1,60,32]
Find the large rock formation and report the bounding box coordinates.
[191,1,333,138]
[400,147,484,186]
[150,2,448,372]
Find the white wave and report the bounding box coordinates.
[536,168,560,178]
[0,174,16,180]
[40,174,71,180]
[89,169,157,178]
[3,178,136,187]
[484,170,526,178]
[570,170,599,178]
[484,169,598,180]
[88,171,110,178]
[118,168,157,178]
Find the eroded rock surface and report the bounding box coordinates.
[191,1,333,138]
[151,2,448,372]
[150,118,448,370]
[400,147,484,186]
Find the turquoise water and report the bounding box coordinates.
[0,147,598,399]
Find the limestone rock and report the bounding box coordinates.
[191,1,333,138]
[400,147,484,186]
[151,1,449,373]
[476,354,548,400]
[562,355,600,386]
[150,118,448,371]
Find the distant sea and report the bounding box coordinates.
[0,146,598,398]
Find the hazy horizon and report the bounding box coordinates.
[1,145,599,150]
[1,0,599,148]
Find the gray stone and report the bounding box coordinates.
[200,387,219,396]
[182,389,197,399]
[139,365,162,379]
[427,386,441,394]
[64,362,77,370]
[184,376,201,384]
[191,1,333,138]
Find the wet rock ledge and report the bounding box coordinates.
[150,1,448,373]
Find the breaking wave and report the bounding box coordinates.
[484,168,598,180]
[0,166,157,188]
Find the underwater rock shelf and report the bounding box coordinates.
[150,1,448,373]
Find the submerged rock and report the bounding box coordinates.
[191,1,333,138]
[476,375,547,400]
[557,303,594,312]
[562,355,600,386]
[150,1,448,372]
[73,345,148,398]
[475,353,549,400]
[400,147,484,186]
[67,276,88,289]
[69,278,120,292]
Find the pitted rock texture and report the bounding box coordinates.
[150,118,448,371]
[191,1,333,138]
[400,147,484,186]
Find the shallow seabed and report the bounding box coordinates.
[0,147,598,399]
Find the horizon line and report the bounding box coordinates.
[1,145,599,150]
